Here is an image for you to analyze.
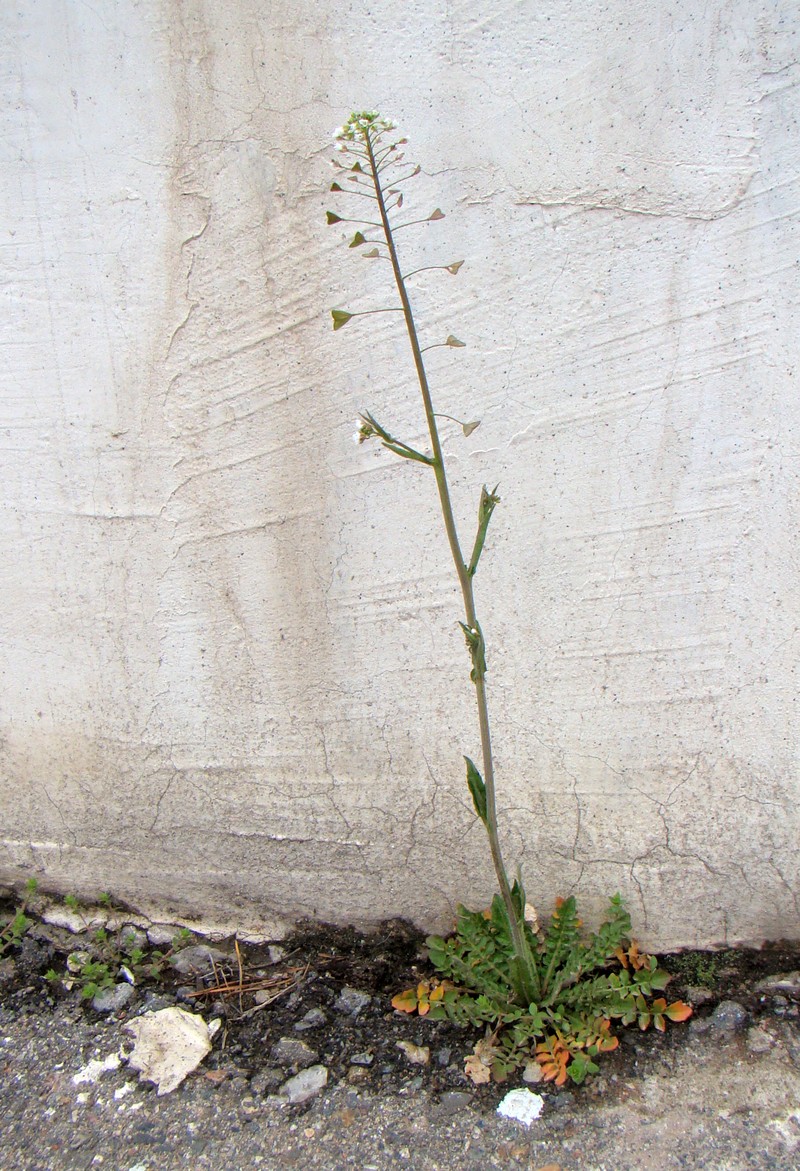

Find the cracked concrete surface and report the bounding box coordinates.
[0,2,798,947]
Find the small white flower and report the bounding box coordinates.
[332,126,346,139]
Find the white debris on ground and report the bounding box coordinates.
[123,1006,220,1095]
[72,1051,122,1084]
[496,1087,545,1126]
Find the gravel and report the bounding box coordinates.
[2,909,799,1168]
[2,994,799,1169]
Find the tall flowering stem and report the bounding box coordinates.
[328,112,539,1003]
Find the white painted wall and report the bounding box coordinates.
[1,0,797,947]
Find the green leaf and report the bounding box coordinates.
[349,231,367,248]
[331,309,353,330]
[464,756,488,826]
[325,210,343,224]
[330,181,343,191]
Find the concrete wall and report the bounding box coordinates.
[1,0,797,947]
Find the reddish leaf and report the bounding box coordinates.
[391,988,419,1014]
[665,1000,693,1022]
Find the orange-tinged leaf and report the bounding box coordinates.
[391,988,419,1013]
[665,1000,693,1022]
[535,1036,570,1086]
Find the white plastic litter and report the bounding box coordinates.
[496,1087,545,1126]
[124,1007,219,1095]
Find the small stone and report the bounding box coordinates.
[281,1064,328,1105]
[334,986,372,1016]
[400,1074,424,1093]
[438,1091,473,1115]
[746,1025,776,1055]
[270,1037,318,1070]
[118,925,147,953]
[294,1007,327,1031]
[92,983,136,1013]
[268,945,286,965]
[396,1040,429,1066]
[67,951,91,973]
[146,925,184,947]
[708,1000,748,1033]
[522,1060,544,1084]
[684,985,714,1006]
[170,945,230,976]
[141,992,174,1013]
[347,1065,370,1083]
[435,1047,452,1067]
[250,1068,284,1095]
[176,986,196,1003]
[755,972,800,997]
[349,1051,374,1066]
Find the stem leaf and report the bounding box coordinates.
[331,309,353,330]
[465,757,488,826]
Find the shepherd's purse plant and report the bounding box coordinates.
[325,111,690,1084]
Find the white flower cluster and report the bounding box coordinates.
[333,111,398,150]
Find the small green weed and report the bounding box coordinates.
[44,894,192,999]
[394,892,691,1085]
[0,878,39,957]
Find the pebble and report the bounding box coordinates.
[281,1064,328,1105]
[92,983,136,1013]
[755,972,800,997]
[746,1025,775,1055]
[349,1051,374,1066]
[522,1060,544,1084]
[294,1007,327,1031]
[333,986,372,1016]
[709,1000,749,1033]
[269,1037,318,1069]
[250,1068,284,1095]
[118,925,148,953]
[170,945,230,976]
[438,1091,473,1115]
[146,924,184,947]
[140,992,174,1013]
[685,986,715,1006]
[396,1041,430,1066]
[267,945,286,965]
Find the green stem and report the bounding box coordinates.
[362,129,539,1003]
